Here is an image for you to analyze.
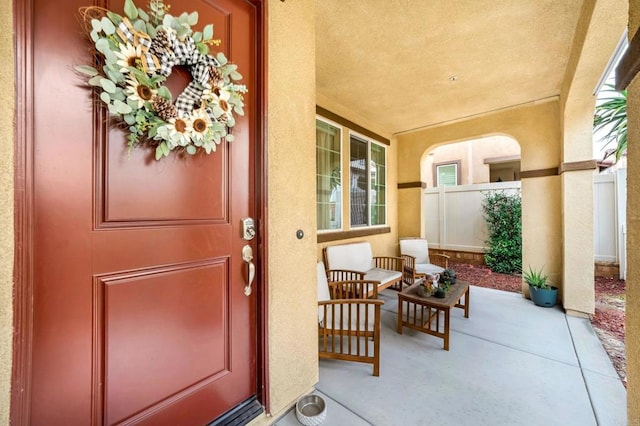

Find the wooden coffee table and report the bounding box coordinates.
[397,281,470,350]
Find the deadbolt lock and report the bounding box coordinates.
[241,217,256,240]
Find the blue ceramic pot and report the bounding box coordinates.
[529,285,558,307]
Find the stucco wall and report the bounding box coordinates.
[627,4,639,423]
[263,0,319,420]
[397,101,562,295]
[0,0,13,421]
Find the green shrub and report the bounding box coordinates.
[482,191,522,274]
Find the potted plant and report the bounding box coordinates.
[523,266,558,307]
[439,268,457,285]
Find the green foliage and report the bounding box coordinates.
[522,265,550,289]
[594,83,627,162]
[482,191,522,274]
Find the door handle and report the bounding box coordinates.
[242,245,255,296]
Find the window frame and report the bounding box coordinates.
[316,115,344,233]
[348,130,387,229]
[433,160,461,187]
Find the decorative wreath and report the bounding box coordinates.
[76,0,247,160]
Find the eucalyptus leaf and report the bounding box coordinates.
[178,12,189,23]
[100,92,111,104]
[230,71,242,80]
[90,30,100,42]
[91,19,102,32]
[186,145,197,155]
[216,52,228,66]
[107,12,123,25]
[137,8,149,22]
[162,14,172,27]
[88,75,103,86]
[75,65,99,76]
[225,134,234,142]
[124,0,138,20]
[105,68,125,84]
[146,23,157,38]
[196,43,209,55]
[202,24,214,41]
[101,17,115,35]
[95,38,110,54]
[133,19,146,34]
[192,32,202,43]
[114,99,133,114]
[161,142,170,155]
[176,26,189,39]
[233,105,244,115]
[187,12,199,26]
[155,145,163,160]
[108,103,118,114]
[100,78,117,93]
[111,89,126,101]
[157,86,172,100]
[124,113,136,125]
[96,39,117,64]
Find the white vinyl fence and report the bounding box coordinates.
[424,181,521,252]
[424,170,627,279]
[594,169,627,278]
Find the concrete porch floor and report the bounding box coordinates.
[276,286,627,426]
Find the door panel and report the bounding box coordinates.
[28,0,258,424]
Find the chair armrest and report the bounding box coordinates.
[373,256,404,273]
[326,269,366,282]
[431,253,450,269]
[328,280,381,299]
[400,254,417,285]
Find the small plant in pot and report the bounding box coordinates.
[523,266,558,307]
[439,268,457,285]
[416,279,433,298]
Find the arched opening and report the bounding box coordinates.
[422,135,521,187]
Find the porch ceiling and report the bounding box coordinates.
[315,0,584,135]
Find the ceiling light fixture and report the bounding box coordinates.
[449,75,458,82]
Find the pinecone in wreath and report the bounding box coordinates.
[208,66,224,88]
[152,95,178,120]
[149,28,173,59]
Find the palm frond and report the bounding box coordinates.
[594,83,627,162]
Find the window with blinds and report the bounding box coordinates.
[316,119,342,231]
[437,163,458,186]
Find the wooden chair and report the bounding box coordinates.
[400,238,450,285]
[326,268,365,284]
[317,262,384,376]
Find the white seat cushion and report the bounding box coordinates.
[364,268,402,287]
[400,238,431,264]
[415,263,445,275]
[325,242,373,272]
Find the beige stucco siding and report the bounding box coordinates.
[264,0,319,420]
[0,0,14,422]
[627,4,639,423]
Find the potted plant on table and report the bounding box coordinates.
[439,268,457,285]
[523,266,558,307]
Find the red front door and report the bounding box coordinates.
[22,0,260,424]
